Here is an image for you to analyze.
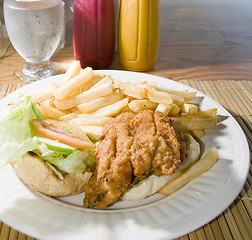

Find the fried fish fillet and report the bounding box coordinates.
[83,110,181,208]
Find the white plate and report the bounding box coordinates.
[0,71,250,240]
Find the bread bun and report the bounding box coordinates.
[11,153,93,197]
[121,133,200,200]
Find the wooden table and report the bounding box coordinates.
[0,0,251,239]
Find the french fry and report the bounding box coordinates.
[35,102,67,119]
[168,104,180,116]
[155,87,196,101]
[59,112,80,121]
[128,100,158,113]
[77,92,123,113]
[76,82,114,105]
[69,115,113,126]
[60,60,81,86]
[156,103,172,115]
[146,88,173,105]
[159,147,219,195]
[114,80,146,99]
[186,108,217,118]
[79,74,105,92]
[119,105,134,113]
[32,92,54,104]
[56,75,103,105]
[190,129,205,139]
[42,98,55,108]
[170,116,217,130]
[90,75,113,89]
[54,96,76,110]
[55,67,94,100]
[181,103,198,114]
[91,98,129,117]
[78,126,103,139]
[172,96,185,106]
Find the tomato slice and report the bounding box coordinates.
[31,119,95,149]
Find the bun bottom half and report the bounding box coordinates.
[11,153,93,197]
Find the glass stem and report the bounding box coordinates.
[22,59,53,79]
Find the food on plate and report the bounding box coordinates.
[122,130,200,201]
[83,110,201,208]
[54,66,94,101]
[159,147,219,195]
[60,60,81,86]
[0,95,96,197]
[0,61,220,208]
[31,119,95,149]
[11,153,93,197]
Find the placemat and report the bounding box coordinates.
[0,80,251,240]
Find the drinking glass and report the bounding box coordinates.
[4,0,64,82]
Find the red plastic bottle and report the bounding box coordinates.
[73,0,115,69]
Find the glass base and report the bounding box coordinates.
[16,61,64,82]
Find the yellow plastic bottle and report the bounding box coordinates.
[118,0,160,71]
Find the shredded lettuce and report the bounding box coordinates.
[34,142,96,173]
[0,95,96,173]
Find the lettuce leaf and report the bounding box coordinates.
[0,95,45,167]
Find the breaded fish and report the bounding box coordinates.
[83,110,181,208]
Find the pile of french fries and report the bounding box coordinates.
[32,60,217,140]
[31,60,220,197]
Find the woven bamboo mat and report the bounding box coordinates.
[0,80,251,240]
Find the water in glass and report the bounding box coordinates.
[4,0,64,81]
